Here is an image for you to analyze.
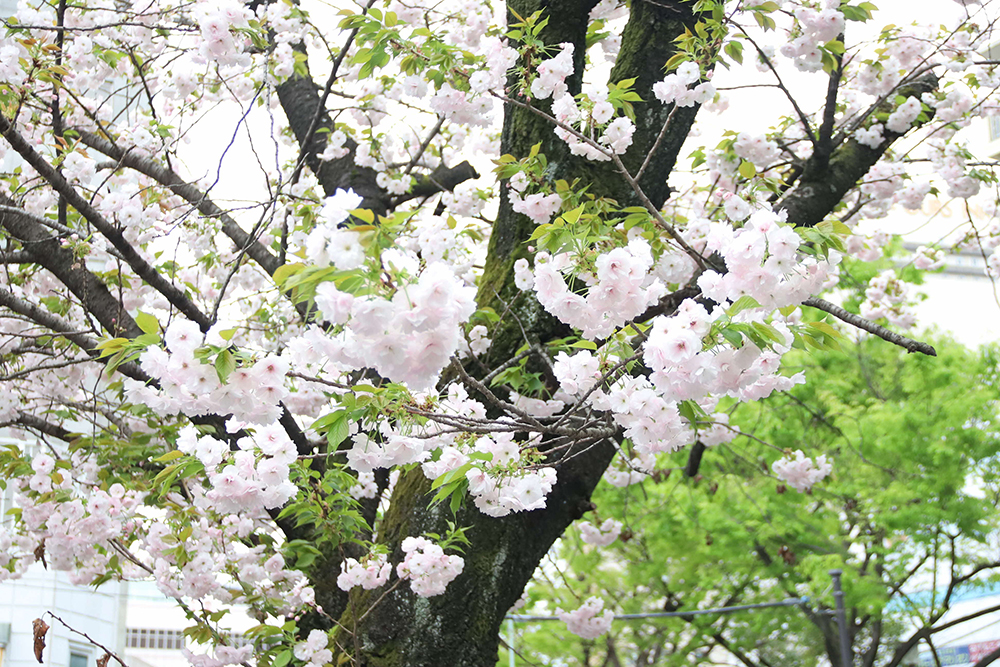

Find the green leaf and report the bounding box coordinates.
[95,337,130,356]
[561,205,585,225]
[728,295,762,317]
[724,40,744,65]
[678,399,709,425]
[134,311,159,335]
[273,263,304,288]
[314,410,351,448]
[350,208,375,224]
[665,53,688,72]
[721,328,744,348]
[738,160,757,179]
[215,349,236,383]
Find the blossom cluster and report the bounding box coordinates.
[293,630,333,667]
[558,597,615,639]
[396,536,465,597]
[526,44,638,162]
[342,384,561,518]
[338,553,392,591]
[11,454,143,582]
[779,6,845,72]
[184,644,254,667]
[696,209,834,309]
[7,443,317,622]
[530,43,575,100]
[734,133,781,167]
[306,262,478,391]
[529,238,667,339]
[652,61,716,108]
[860,270,917,329]
[124,329,293,426]
[176,423,298,516]
[194,0,253,67]
[773,450,833,492]
[579,518,623,546]
[551,91,636,161]
[143,504,317,614]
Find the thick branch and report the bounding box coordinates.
[813,37,845,172]
[285,0,374,188]
[604,0,702,208]
[0,194,142,338]
[345,436,616,666]
[777,73,938,226]
[394,161,481,204]
[76,130,283,277]
[11,411,76,442]
[276,67,480,217]
[0,116,212,330]
[275,64,387,215]
[974,647,1000,667]
[0,285,149,382]
[0,250,32,263]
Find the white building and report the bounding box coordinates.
[122,582,256,667]
[0,572,128,667]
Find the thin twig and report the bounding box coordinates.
[636,104,679,182]
[449,357,545,430]
[741,31,817,145]
[46,613,130,667]
[287,371,352,390]
[403,115,445,176]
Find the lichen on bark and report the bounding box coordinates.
[327,2,718,664]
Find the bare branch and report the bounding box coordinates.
[8,411,76,442]
[0,285,149,382]
[75,130,283,277]
[0,193,142,338]
[802,297,937,357]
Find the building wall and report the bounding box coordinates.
[121,581,257,667]
[0,571,127,667]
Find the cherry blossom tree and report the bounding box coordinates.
[0,0,997,664]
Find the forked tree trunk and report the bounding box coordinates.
[325,1,703,664]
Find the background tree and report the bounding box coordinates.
[516,336,1000,667]
[0,0,996,665]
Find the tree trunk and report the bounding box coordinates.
[327,2,703,664]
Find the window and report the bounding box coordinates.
[124,628,253,651]
[126,629,187,651]
[990,115,1000,142]
[69,651,89,667]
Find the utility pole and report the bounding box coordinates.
[831,569,853,667]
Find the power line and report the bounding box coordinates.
[506,597,811,623]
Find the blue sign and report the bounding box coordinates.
[919,645,971,667]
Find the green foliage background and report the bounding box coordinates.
[505,336,1000,667]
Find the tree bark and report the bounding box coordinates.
[330,1,704,665]
[776,73,938,226]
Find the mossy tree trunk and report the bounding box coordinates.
[278,0,938,662]
[329,2,705,665]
